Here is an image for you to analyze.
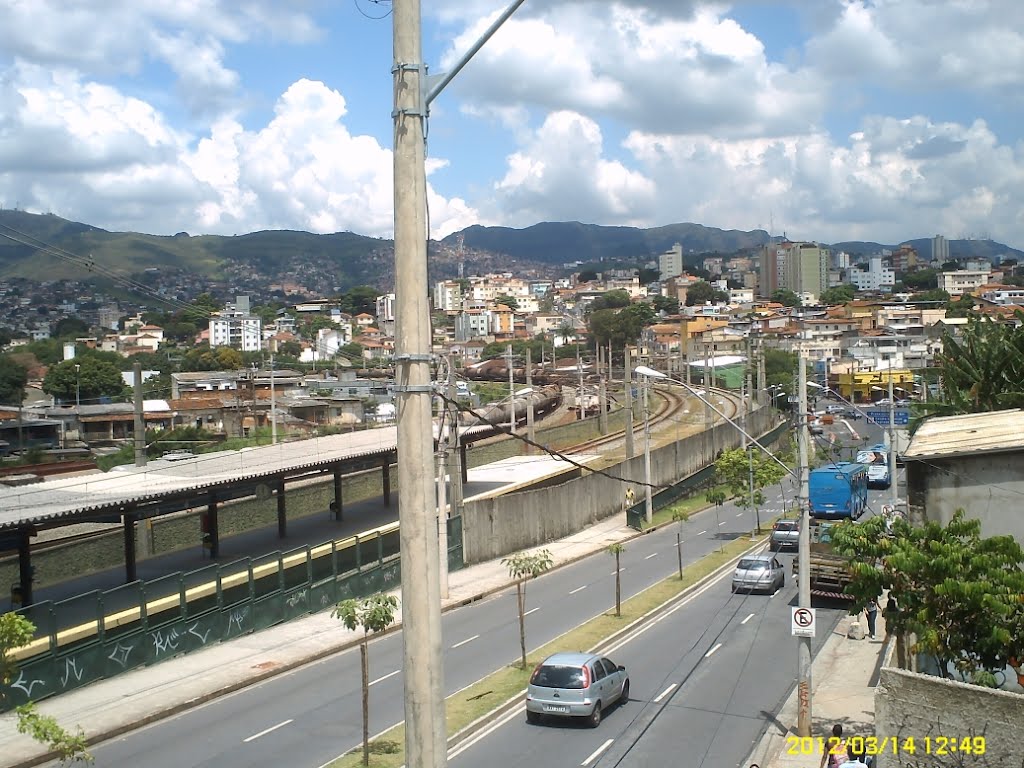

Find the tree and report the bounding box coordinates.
[0,355,29,405]
[332,594,399,766]
[53,317,90,340]
[338,286,379,317]
[900,268,938,291]
[502,550,553,668]
[650,295,680,316]
[494,294,519,311]
[587,307,645,349]
[704,488,727,552]
[930,314,1024,414]
[42,358,128,404]
[607,543,625,617]
[832,511,1024,680]
[819,285,856,305]
[671,510,689,579]
[770,289,802,307]
[2,612,92,763]
[763,348,797,389]
[944,294,977,318]
[588,289,631,312]
[713,447,786,532]
[577,269,599,283]
[911,289,951,303]
[637,267,660,284]
[685,281,716,306]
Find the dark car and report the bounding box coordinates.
[770,519,800,551]
[845,408,863,420]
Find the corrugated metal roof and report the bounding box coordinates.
[903,409,1024,460]
[0,428,399,531]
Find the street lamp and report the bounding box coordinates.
[636,369,654,525]
[74,363,81,409]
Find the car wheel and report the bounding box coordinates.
[588,702,602,728]
[769,541,778,552]
[526,710,540,725]
[619,679,630,704]
[780,574,785,588]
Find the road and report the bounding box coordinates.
[83,483,787,768]
[81,416,901,768]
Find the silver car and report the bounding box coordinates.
[769,519,799,552]
[525,651,629,727]
[732,553,785,593]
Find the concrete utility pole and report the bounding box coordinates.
[392,0,446,763]
[270,352,277,445]
[888,374,898,511]
[642,374,653,525]
[598,375,608,435]
[133,361,146,467]
[437,395,449,599]
[797,354,813,736]
[624,346,635,458]
[525,347,535,450]
[576,343,583,421]
[507,343,515,433]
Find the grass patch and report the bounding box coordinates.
[325,531,767,767]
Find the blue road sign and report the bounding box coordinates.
[866,409,910,426]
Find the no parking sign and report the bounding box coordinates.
[791,607,816,638]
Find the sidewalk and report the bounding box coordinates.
[746,610,891,768]
[1,508,887,768]
[0,512,638,768]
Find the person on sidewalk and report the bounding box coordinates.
[820,724,851,768]
[865,596,879,640]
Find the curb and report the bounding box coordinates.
[445,534,770,751]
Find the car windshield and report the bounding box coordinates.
[531,664,587,689]
[776,522,798,531]
[738,558,769,570]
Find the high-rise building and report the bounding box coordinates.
[209,296,262,351]
[784,242,829,299]
[659,243,685,280]
[932,234,949,264]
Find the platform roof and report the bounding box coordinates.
[0,428,400,533]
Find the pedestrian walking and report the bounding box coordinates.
[865,596,879,640]
[820,724,850,768]
[883,594,898,640]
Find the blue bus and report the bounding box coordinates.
[809,462,869,520]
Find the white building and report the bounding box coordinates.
[932,234,949,263]
[210,298,262,351]
[375,293,396,323]
[979,288,1024,305]
[939,268,993,296]
[848,255,896,291]
[433,280,463,312]
[659,243,685,280]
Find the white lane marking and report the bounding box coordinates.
[736,513,743,517]
[645,553,658,560]
[697,530,707,536]
[524,607,540,617]
[718,521,727,526]
[704,643,722,658]
[653,683,678,703]
[610,568,623,575]
[447,697,525,759]
[369,669,400,686]
[243,719,293,743]
[451,635,480,650]
[674,540,685,547]
[570,585,588,595]
[582,739,614,766]
[741,613,755,625]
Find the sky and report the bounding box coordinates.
[1,0,1022,249]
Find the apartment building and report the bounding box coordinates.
[433,280,463,312]
[209,297,262,352]
[659,243,685,279]
[939,268,993,296]
[848,255,895,292]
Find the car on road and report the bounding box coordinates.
[809,423,824,435]
[769,519,800,551]
[845,408,863,420]
[732,553,785,593]
[824,405,845,415]
[526,651,629,727]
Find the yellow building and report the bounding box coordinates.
[837,368,915,403]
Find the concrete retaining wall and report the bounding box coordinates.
[461,407,781,564]
[875,666,1024,767]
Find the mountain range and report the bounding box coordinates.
[0,209,1021,296]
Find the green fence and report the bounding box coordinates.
[1,516,464,710]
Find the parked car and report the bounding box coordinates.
[809,423,824,435]
[845,408,863,420]
[825,405,845,415]
[731,553,785,593]
[769,519,800,551]
[526,651,629,727]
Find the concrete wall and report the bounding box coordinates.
[875,666,1024,767]
[906,451,1024,544]
[461,407,782,564]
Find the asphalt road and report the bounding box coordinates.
[83,484,789,768]
[446,555,846,768]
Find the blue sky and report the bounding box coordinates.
[0,0,1021,249]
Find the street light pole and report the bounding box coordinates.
[888,374,898,510]
[74,363,81,409]
[797,354,813,736]
[641,373,653,526]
